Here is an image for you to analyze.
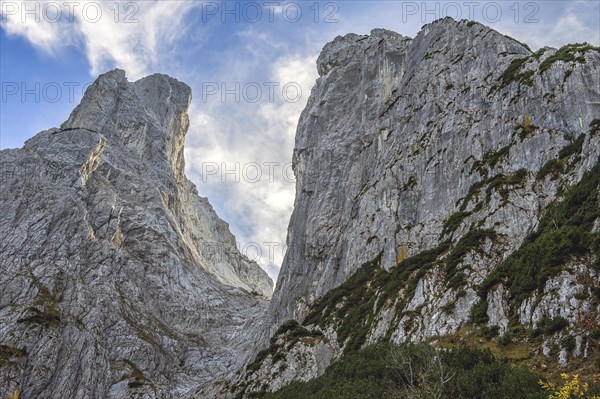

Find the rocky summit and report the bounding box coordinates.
[233,18,600,397]
[1,17,600,399]
[0,69,272,398]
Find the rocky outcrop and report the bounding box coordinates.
[250,17,599,395]
[0,70,272,398]
[269,17,599,331]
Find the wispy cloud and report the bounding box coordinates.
[1,0,199,78]
[184,52,318,281]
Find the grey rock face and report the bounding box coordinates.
[268,17,600,334]
[257,20,600,390]
[0,70,272,398]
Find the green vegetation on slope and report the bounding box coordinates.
[459,168,528,212]
[477,160,600,309]
[539,43,600,73]
[260,342,546,399]
[246,320,324,373]
[498,43,599,89]
[537,134,586,181]
[501,57,535,87]
[591,119,600,136]
[303,241,461,352]
[445,229,496,289]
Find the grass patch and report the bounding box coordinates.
[500,57,534,87]
[246,320,324,373]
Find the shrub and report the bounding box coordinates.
[536,316,569,335]
[520,115,538,139]
[590,119,600,136]
[537,159,563,180]
[261,343,546,399]
[472,144,513,175]
[247,319,324,373]
[501,57,533,87]
[561,335,576,352]
[471,300,489,324]
[483,325,500,339]
[540,373,598,399]
[445,229,496,288]
[442,346,544,399]
[481,161,600,303]
[459,180,486,211]
[558,135,585,160]
[499,332,513,346]
[540,43,600,73]
[272,352,286,363]
[462,168,528,210]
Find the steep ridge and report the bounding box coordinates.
[0,70,272,398]
[231,18,600,396]
[1,17,599,399]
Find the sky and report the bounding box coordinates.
[1,0,599,281]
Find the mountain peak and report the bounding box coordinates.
[61,69,192,178]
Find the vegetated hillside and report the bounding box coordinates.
[228,17,600,398]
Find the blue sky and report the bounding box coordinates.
[1,1,599,280]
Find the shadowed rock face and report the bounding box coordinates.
[0,69,272,398]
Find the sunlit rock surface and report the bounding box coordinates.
[0,69,272,398]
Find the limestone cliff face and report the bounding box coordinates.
[236,18,600,396]
[0,70,272,398]
[269,17,599,331]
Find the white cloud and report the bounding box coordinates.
[184,53,318,281]
[489,0,599,50]
[1,0,199,79]
[550,12,599,46]
[1,0,74,51]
